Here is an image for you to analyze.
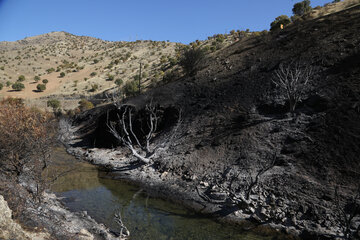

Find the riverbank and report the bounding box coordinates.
[0,191,125,240]
[61,117,334,240]
[0,168,127,240]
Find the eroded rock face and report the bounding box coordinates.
[0,194,50,240]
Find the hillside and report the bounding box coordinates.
[0,30,252,110]
[0,31,183,108]
[63,2,360,239]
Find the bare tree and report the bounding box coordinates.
[107,100,181,164]
[273,62,313,112]
[196,155,276,207]
[231,155,276,201]
[114,211,130,238]
[243,156,276,200]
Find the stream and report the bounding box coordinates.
[49,147,287,240]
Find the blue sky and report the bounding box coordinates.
[0,0,333,43]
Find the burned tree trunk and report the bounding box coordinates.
[107,100,181,164]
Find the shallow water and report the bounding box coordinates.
[49,147,287,240]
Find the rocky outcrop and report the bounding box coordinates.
[0,194,50,240]
[0,192,126,240]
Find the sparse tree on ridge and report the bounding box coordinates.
[270,15,291,31]
[292,0,312,16]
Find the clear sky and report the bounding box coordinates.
[0,0,332,44]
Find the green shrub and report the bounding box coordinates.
[270,15,291,31]
[179,47,205,76]
[115,78,123,86]
[46,68,55,74]
[36,84,46,92]
[90,84,98,92]
[215,34,225,43]
[47,99,61,111]
[18,75,25,82]
[0,83,3,90]
[42,79,48,84]
[90,72,97,77]
[78,99,94,111]
[122,81,139,97]
[12,82,25,91]
[59,72,65,78]
[34,76,41,82]
[133,74,140,81]
[292,0,312,16]
[168,57,178,67]
[6,81,11,87]
[163,70,180,83]
[106,74,114,81]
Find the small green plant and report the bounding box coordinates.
[46,68,55,74]
[133,74,140,81]
[122,81,139,97]
[12,82,25,91]
[18,75,25,82]
[115,78,123,86]
[90,72,97,77]
[106,74,114,81]
[90,84,98,92]
[47,99,61,111]
[78,99,94,111]
[59,72,65,78]
[0,83,3,90]
[6,81,11,87]
[168,57,178,67]
[34,76,41,82]
[36,84,46,92]
[216,34,225,43]
[42,79,48,84]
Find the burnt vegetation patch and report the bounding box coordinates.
[90,104,180,149]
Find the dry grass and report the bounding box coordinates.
[307,0,360,19]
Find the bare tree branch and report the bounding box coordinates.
[107,100,182,164]
[114,211,130,238]
[273,62,313,112]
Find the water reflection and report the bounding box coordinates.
[49,147,290,240]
